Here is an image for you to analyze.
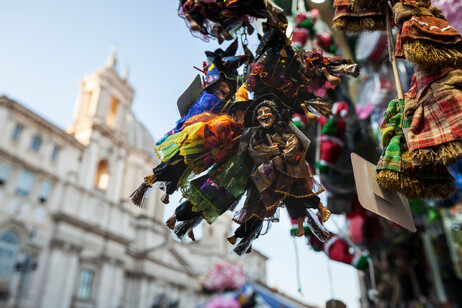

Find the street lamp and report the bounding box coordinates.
[13,255,37,308]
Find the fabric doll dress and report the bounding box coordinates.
[233,130,324,223]
[179,152,252,224]
[249,47,344,111]
[404,68,462,166]
[156,91,225,147]
[376,98,455,199]
[155,113,243,187]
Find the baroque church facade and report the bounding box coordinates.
[0,54,269,308]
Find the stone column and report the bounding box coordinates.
[96,257,125,308]
[111,263,125,308]
[39,241,80,307]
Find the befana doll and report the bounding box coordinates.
[229,94,332,255]
[178,0,287,44]
[130,72,239,206]
[165,100,253,241]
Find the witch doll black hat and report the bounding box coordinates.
[225,99,253,115]
[203,69,237,101]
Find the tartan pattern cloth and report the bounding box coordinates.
[377,99,453,181]
[377,99,413,174]
[406,69,462,150]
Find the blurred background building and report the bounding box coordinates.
[0,54,287,308]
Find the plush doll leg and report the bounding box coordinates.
[167,201,203,239]
[321,67,340,86]
[173,216,203,241]
[229,217,263,256]
[284,196,309,237]
[153,154,187,202]
[296,217,305,237]
[317,202,331,222]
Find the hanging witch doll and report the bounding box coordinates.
[229,94,332,255]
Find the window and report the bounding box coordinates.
[51,146,60,161]
[0,164,11,185]
[76,269,94,299]
[11,124,23,142]
[15,170,35,197]
[30,135,42,152]
[106,96,119,129]
[38,181,52,203]
[0,231,20,287]
[95,160,109,190]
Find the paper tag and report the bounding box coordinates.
[351,153,416,232]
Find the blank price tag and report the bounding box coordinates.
[351,153,416,232]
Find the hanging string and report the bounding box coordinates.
[327,259,336,301]
[240,28,252,83]
[292,237,304,295]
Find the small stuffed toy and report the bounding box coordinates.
[317,102,349,173]
[164,100,253,241]
[290,217,370,271]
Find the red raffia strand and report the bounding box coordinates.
[193,66,207,74]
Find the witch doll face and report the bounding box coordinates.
[257,106,276,129]
[215,81,231,100]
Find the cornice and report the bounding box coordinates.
[50,238,82,253]
[0,148,60,182]
[0,96,85,149]
[52,212,131,246]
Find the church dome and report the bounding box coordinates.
[125,112,156,157]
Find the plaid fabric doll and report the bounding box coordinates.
[393,0,462,69]
[404,68,462,166]
[376,98,455,199]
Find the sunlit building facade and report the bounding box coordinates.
[0,55,270,308]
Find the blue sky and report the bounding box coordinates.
[0,1,361,306]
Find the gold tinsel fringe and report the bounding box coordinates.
[333,16,386,33]
[403,40,462,69]
[376,169,455,199]
[304,100,333,118]
[406,140,462,166]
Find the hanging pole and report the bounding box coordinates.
[385,2,404,99]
